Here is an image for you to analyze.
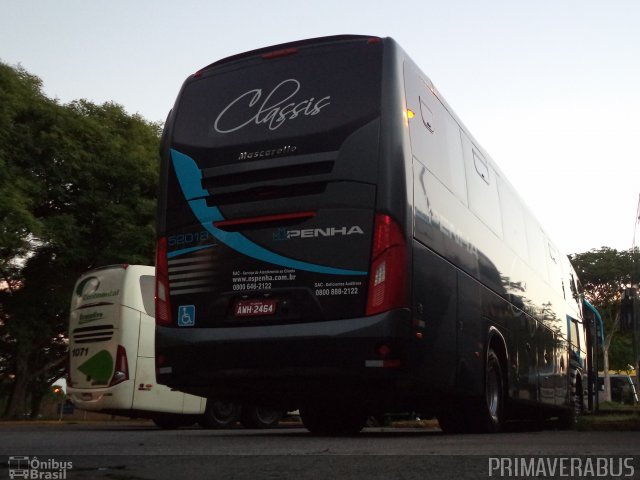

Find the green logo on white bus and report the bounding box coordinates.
[78,350,113,385]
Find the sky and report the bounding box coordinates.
[1,0,639,255]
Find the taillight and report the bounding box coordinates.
[366,214,407,316]
[155,237,172,326]
[109,345,129,386]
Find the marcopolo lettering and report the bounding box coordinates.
[238,144,297,160]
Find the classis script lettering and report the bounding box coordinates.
[214,79,331,133]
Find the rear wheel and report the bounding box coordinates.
[200,400,241,429]
[559,374,584,428]
[239,406,284,429]
[474,349,505,433]
[300,403,368,436]
[437,349,505,434]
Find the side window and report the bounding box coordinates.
[568,318,580,351]
[498,178,529,261]
[525,218,548,282]
[404,64,467,203]
[419,98,434,133]
[547,242,563,295]
[570,273,579,300]
[548,243,558,264]
[461,131,503,237]
[139,275,156,317]
[473,150,489,184]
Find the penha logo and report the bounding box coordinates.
[273,225,364,241]
[214,79,331,134]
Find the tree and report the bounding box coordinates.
[569,247,639,402]
[0,61,160,418]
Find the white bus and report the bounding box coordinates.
[67,264,282,428]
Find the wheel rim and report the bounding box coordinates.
[255,408,281,424]
[486,363,500,420]
[212,401,236,420]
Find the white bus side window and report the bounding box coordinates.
[139,275,155,317]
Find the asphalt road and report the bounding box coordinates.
[1,422,639,479]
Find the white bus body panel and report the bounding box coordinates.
[68,265,205,416]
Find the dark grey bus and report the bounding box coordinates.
[155,35,594,434]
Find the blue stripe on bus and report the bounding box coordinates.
[167,244,216,259]
[170,149,367,276]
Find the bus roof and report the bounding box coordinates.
[195,34,380,74]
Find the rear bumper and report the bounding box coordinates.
[67,382,134,412]
[156,309,418,407]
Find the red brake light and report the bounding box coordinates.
[109,345,129,386]
[366,214,407,316]
[155,237,173,326]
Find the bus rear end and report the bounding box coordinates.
[155,36,412,430]
[67,265,140,412]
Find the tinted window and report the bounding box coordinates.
[172,41,382,161]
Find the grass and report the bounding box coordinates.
[576,402,640,431]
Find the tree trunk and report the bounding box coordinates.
[602,312,621,404]
[4,350,30,419]
[602,344,611,402]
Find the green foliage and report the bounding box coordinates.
[0,61,160,418]
[570,247,638,308]
[569,247,639,371]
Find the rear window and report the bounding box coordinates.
[139,275,155,317]
[172,40,382,163]
[72,267,125,311]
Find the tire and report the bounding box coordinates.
[300,403,368,436]
[475,349,505,433]
[200,400,241,429]
[473,349,505,433]
[239,406,284,429]
[438,349,505,434]
[559,374,584,428]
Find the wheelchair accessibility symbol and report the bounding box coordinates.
[178,305,196,326]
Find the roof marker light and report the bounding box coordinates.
[262,47,298,59]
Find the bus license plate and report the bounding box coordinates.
[234,299,277,317]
